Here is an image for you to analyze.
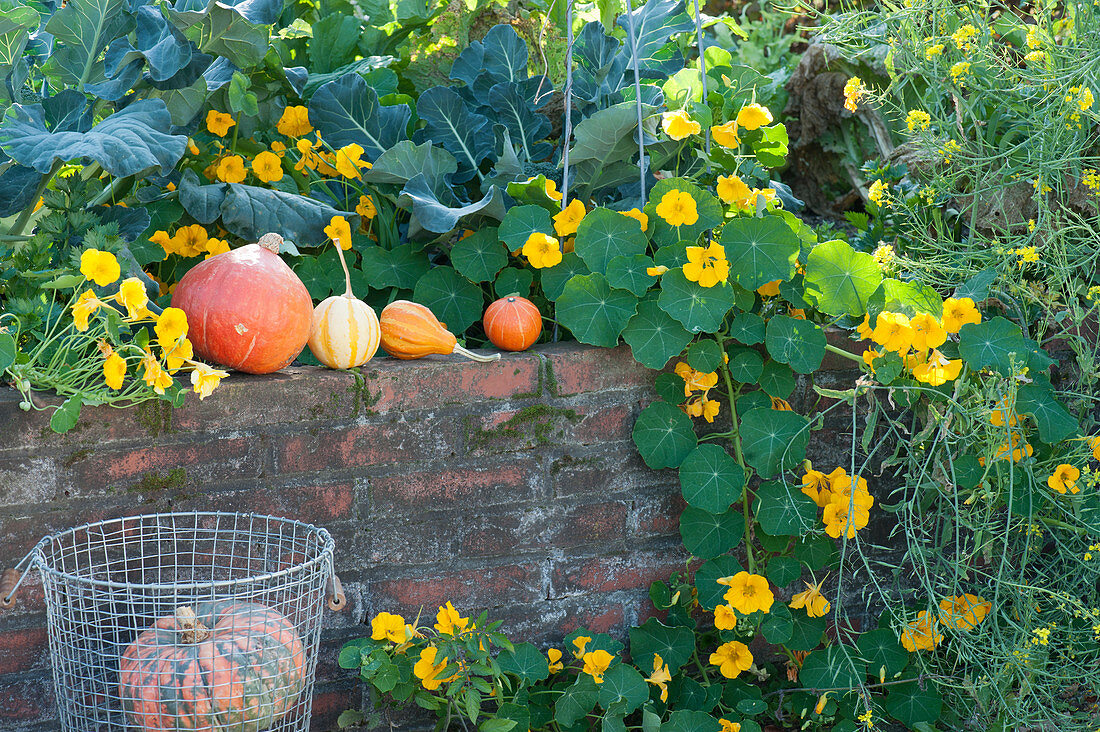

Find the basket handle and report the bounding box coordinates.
[1,569,21,609]
[327,573,347,612]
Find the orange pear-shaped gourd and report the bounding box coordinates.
[380,301,499,362]
[307,242,380,369]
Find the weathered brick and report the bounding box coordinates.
[0,627,48,675]
[365,352,542,411]
[310,683,363,731]
[542,343,655,396]
[367,562,544,614]
[199,479,358,526]
[632,486,687,537]
[552,447,675,498]
[0,456,60,507]
[0,675,53,722]
[464,402,636,455]
[550,541,689,598]
[546,500,631,549]
[368,458,545,511]
[275,414,460,474]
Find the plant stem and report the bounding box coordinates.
[824,343,864,364]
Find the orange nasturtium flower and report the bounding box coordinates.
[277,105,313,137]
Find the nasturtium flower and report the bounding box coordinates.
[950,61,971,83]
[581,649,614,684]
[215,155,247,184]
[164,338,193,373]
[553,199,587,237]
[205,238,230,259]
[899,610,943,652]
[685,395,721,423]
[683,241,729,288]
[736,103,773,130]
[714,603,738,630]
[335,143,367,179]
[356,195,378,220]
[103,352,126,390]
[621,208,648,230]
[116,277,149,320]
[843,77,867,112]
[206,110,235,136]
[912,349,962,386]
[154,307,188,349]
[646,265,669,277]
[1048,463,1081,494]
[710,121,740,148]
[325,215,353,251]
[645,654,672,702]
[172,224,209,258]
[1090,435,1100,461]
[993,432,1033,462]
[719,571,774,615]
[757,279,781,297]
[149,230,172,258]
[862,348,881,373]
[717,174,753,207]
[906,109,932,132]
[522,232,563,269]
[871,312,914,354]
[770,396,792,411]
[572,635,591,659]
[140,348,173,395]
[989,397,1018,427]
[270,141,287,157]
[719,720,741,732]
[190,361,227,400]
[856,314,873,340]
[547,648,564,673]
[72,290,105,331]
[656,189,699,227]
[251,151,284,183]
[662,109,701,140]
[187,138,200,156]
[941,297,981,333]
[544,179,563,201]
[674,362,718,396]
[801,468,832,506]
[80,249,121,286]
[710,640,753,679]
[938,594,991,631]
[434,601,470,635]
[277,105,313,137]
[414,646,458,690]
[908,312,947,351]
[371,612,408,643]
[789,579,831,617]
[823,497,871,539]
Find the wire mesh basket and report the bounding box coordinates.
[2,511,341,732]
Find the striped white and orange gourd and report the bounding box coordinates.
[307,242,380,369]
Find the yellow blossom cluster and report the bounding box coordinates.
[675,361,720,422]
[149,225,230,260]
[801,465,875,539]
[843,77,868,112]
[861,299,980,386]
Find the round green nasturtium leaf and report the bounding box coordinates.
[497,642,550,683]
[498,204,553,254]
[958,317,1055,377]
[686,339,724,372]
[495,267,534,297]
[867,278,943,322]
[554,676,599,728]
[574,207,649,273]
[624,297,690,367]
[680,506,745,560]
[765,316,826,374]
[728,312,766,345]
[802,239,881,317]
[765,555,802,588]
[555,273,638,347]
[633,401,698,469]
[756,528,791,553]
[607,254,657,296]
[673,675,721,713]
[787,613,827,652]
[736,698,768,716]
[737,390,771,414]
[623,299,695,370]
[695,555,743,610]
[661,710,722,732]
[780,276,812,309]
[540,252,590,301]
[679,444,745,514]
[760,600,794,645]
[450,227,507,282]
[856,628,909,678]
[598,663,649,715]
[739,410,810,479]
[755,481,817,536]
[629,617,696,674]
[413,266,483,335]
[719,215,799,290]
[798,645,866,693]
[726,347,764,385]
[657,270,737,334]
[361,243,431,289]
[654,243,690,269]
[884,680,943,727]
[793,535,838,572]
[294,255,343,299]
[655,372,688,403]
[645,177,722,248]
[758,360,796,399]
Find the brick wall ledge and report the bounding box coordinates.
[0,341,862,731]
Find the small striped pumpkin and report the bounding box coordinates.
[483,295,542,351]
[118,602,306,732]
[307,241,380,369]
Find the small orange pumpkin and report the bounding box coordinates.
[380,300,499,362]
[483,295,542,351]
[308,242,380,369]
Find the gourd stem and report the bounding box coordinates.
[257,232,283,254]
[333,241,355,298]
[452,345,501,363]
[175,606,211,644]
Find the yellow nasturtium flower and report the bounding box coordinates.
[116,277,149,319]
[942,297,981,333]
[908,312,947,351]
[655,189,699,227]
[572,635,591,660]
[325,215,353,251]
[205,110,236,136]
[215,155,247,184]
[205,238,230,259]
[718,571,774,615]
[716,174,753,206]
[370,612,407,643]
[522,232,562,269]
[710,641,753,679]
[553,199,587,237]
[164,337,193,373]
[581,649,614,684]
[871,312,914,354]
[356,195,378,221]
[334,143,367,179]
[434,601,470,635]
[172,224,209,258]
[900,610,943,652]
[190,362,227,400]
[661,109,701,140]
[938,594,991,631]
[682,241,729,288]
[80,249,121,287]
[1048,463,1081,494]
[789,579,831,617]
[154,307,188,349]
[736,103,773,130]
[103,351,127,390]
[710,121,740,148]
[645,654,672,702]
[251,151,284,183]
[140,348,173,395]
[620,208,648,230]
[276,105,313,137]
[713,603,738,630]
[413,646,458,690]
[912,350,962,386]
[547,648,564,673]
[72,291,104,331]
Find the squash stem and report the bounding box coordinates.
[333,241,355,297]
[452,345,500,363]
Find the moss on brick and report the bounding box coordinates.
[135,400,174,437]
[131,468,188,494]
[464,404,581,452]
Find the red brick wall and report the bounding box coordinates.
[0,344,694,731]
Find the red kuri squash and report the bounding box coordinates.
[118,602,306,732]
[171,233,312,374]
[483,295,542,351]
